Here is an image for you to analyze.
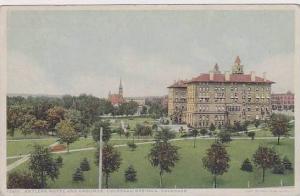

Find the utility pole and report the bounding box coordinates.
[98,127,103,189]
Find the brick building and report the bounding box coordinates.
[168,56,274,128]
[271,91,294,111]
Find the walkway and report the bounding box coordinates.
[7,141,59,172]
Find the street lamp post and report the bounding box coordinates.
[98,127,103,189]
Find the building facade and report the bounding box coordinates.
[108,79,125,106]
[271,91,294,111]
[167,80,187,124]
[168,57,274,128]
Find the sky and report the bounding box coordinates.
[7,9,295,98]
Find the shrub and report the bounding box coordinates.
[80,158,90,171]
[282,156,293,170]
[200,128,207,136]
[56,156,63,168]
[240,158,253,172]
[247,132,255,140]
[127,142,137,151]
[272,163,285,174]
[218,131,232,144]
[124,165,137,182]
[72,168,84,182]
[7,171,41,189]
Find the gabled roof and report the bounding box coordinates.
[187,73,274,84]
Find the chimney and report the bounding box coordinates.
[251,71,256,82]
[225,71,230,81]
[209,71,214,81]
[263,72,266,81]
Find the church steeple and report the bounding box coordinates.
[119,78,123,97]
[232,56,244,74]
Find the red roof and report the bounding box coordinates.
[187,73,274,84]
[167,80,188,88]
[108,94,124,105]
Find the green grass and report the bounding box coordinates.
[9,150,99,189]
[7,130,55,140]
[109,117,156,130]
[69,137,96,150]
[7,139,57,157]
[106,138,294,188]
[7,157,22,165]
[7,133,294,188]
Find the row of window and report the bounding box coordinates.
[226,106,241,111]
[198,86,270,92]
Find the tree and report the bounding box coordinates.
[72,168,84,182]
[7,105,33,137]
[46,106,65,135]
[56,120,79,153]
[191,129,199,148]
[62,95,74,109]
[209,123,216,132]
[31,119,48,135]
[154,127,176,142]
[28,144,60,188]
[254,119,260,128]
[270,114,289,145]
[200,128,207,136]
[124,131,130,139]
[152,124,158,132]
[272,162,285,174]
[217,131,232,144]
[247,132,255,140]
[148,141,179,187]
[124,165,137,182]
[240,158,253,172]
[252,145,280,182]
[140,125,152,137]
[127,142,137,151]
[118,101,138,116]
[116,127,124,138]
[55,156,63,168]
[95,144,122,188]
[80,158,91,171]
[7,171,41,189]
[202,142,230,188]
[74,94,103,126]
[141,106,148,115]
[65,109,86,136]
[91,120,112,143]
[282,156,293,171]
[134,124,142,139]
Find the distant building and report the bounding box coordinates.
[108,79,124,106]
[271,91,294,111]
[167,80,187,124]
[125,97,146,106]
[168,56,274,128]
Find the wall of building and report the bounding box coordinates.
[183,82,272,128]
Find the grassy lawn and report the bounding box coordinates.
[9,150,99,189]
[7,157,22,165]
[7,130,55,140]
[7,139,57,157]
[106,138,294,188]
[7,137,97,157]
[109,117,156,130]
[69,137,96,150]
